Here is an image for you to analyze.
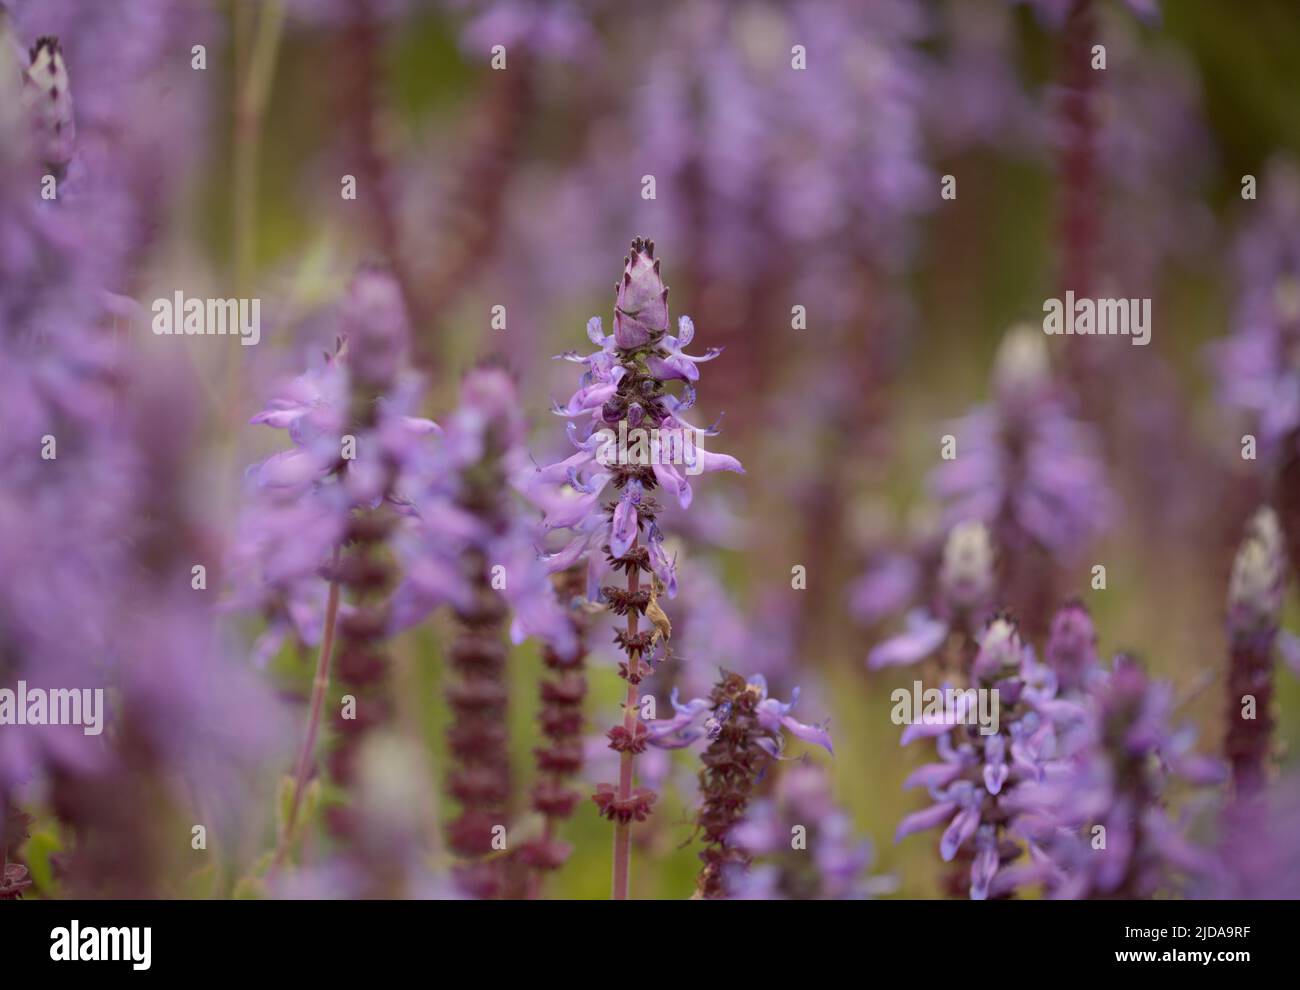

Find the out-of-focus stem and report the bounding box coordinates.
[1226,631,1276,800]
[1057,0,1099,393]
[270,546,341,874]
[338,0,428,360]
[232,0,285,294]
[221,0,286,507]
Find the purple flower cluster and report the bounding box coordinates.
[1012,653,1224,898]
[894,616,1082,899]
[892,602,1224,900]
[231,268,436,669]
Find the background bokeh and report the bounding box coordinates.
[7,0,1300,898]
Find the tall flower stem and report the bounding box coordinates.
[270,547,341,874]
[612,537,640,901]
[222,0,286,503]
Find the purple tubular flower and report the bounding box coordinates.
[231,271,435,662]
[528,238,741,609]
[647,675,832,758]
[389,364,578,896]
[1,8,281,897]
[646,316,722,382]
[232,268,440,891]
[527,238,742,898]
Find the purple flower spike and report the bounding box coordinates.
[534,239,740,899]
[690,672,832,899]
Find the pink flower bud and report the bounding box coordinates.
[613,236,668,350]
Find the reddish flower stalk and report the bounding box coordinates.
[241,268,427,885]
[692,672,780,899]
[335,0,427,349]
[1057,0,1098,302]
[519,568,589,895]
[416,51,536,352]
[1056,0,1101,391]
[323,345,408,848]
[444,445,514,899]
[594,527,659,900]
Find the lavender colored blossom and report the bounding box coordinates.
[231,272,436,665]
[1010,655,1224,898]
[389,363,579,896]
[530,237,741,898]
[526,239,742,607]
[646,674,832,757]
[1211,157,1300,582]
[1044,599,1102,695]
[2,8,278,896]
[894,616,1083,899]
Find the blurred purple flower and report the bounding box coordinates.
[1009,655,1225,898]
[727,762,896,900]
[867,520,995,670]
